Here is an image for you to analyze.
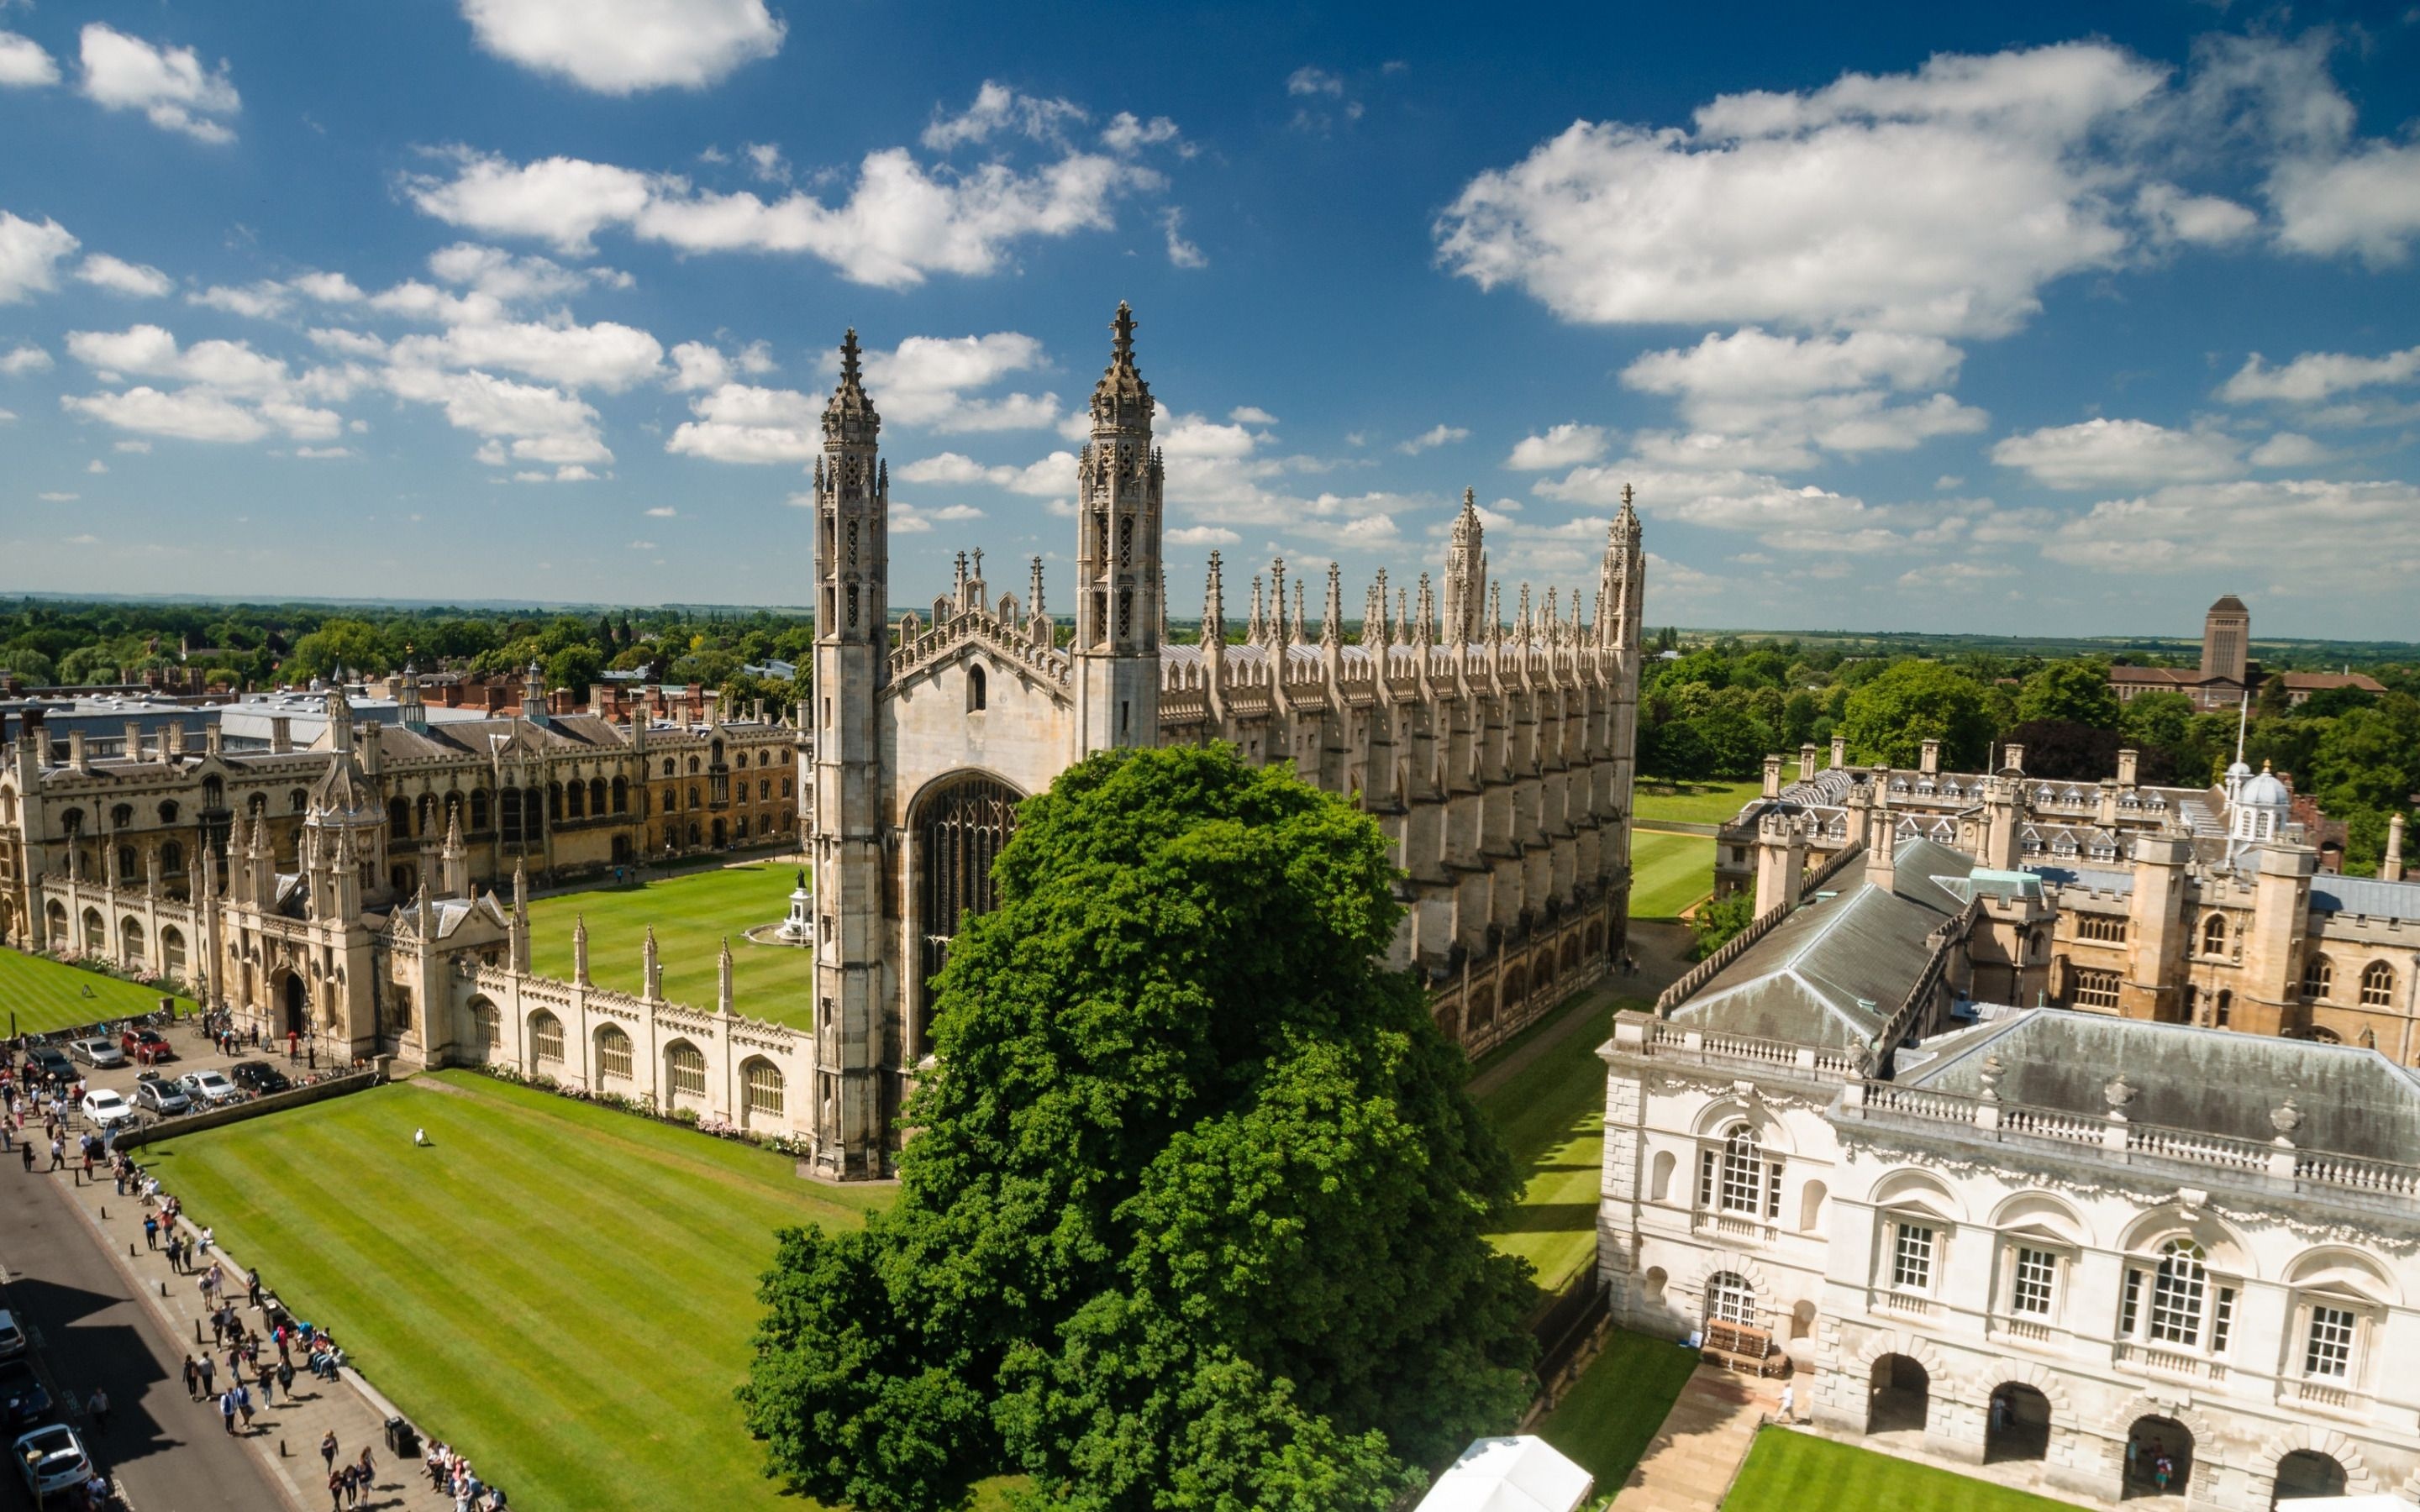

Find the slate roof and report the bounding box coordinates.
[1670,837,1975,1053]
[2312,874,2420,923]
[1904,1011,2420,1163]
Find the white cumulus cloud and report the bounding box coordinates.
[0,211,78,303]
[666,383,820,464]
[2045,478,2420,594]
[78,24,239,143]
[1,343,51,375]
[2220,345,2420,405]
[1989,417,2246,489]
[76,254,173,297]
[1507,423,1610,470]
[860,331,1060,431]
[1398,423,1468,455]
[0,31,60,87]
[459,0,782,93]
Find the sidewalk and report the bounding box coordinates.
[1611,1363,1781,1512]
[50,1159,461,1512]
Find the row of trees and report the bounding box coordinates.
[1642,638,2420,875]
[0,599,813,717]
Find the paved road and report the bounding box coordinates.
[0,1158,288,1512]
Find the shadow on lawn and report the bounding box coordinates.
[1490,1202,1600,1235]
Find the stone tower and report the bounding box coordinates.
[809,328,891,1179]
[2202,594,2249,685]
[1073,302,1164,755]
[1441,488,1487,645]
[1600,484,1645,650]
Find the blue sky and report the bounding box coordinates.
[2,2,2417,638]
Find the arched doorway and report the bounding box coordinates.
[711,816,727,848]
[281,973,308,1039]
[2124,1415,2192,1499]
[1705,1270,1754,1327]
[915,774,1022,1059]
[1867,1354,1929,1435]
[1986,1383,2051,1463]
[2272,1451,2346,1506]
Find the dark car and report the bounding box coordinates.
[0,1360,50,1428]
[227,1062,291,1096]
[23,1049,71,1084]
[119,1027,174,1065]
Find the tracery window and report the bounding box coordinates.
[596,1026,634,1080]
[530,1011,564,1064]
[667,1042,707,1100]
[2075,914,2127,943]
[918,774,1021,1058]
[744,1059,785,1116]
[2071,969,2122,1011]
[2200,914,2228,956]
[2303,956,2333,1000]
[2361,961,2396,1007]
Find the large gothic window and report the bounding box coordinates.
[918,774,1021,1057]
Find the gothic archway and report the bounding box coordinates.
[914,772,1023,1058]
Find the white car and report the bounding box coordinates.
[78,1089,135,1130]
[12,1423,92,1502]
[176,1069,241,1107]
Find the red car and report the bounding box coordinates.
[119,1026,174,1066]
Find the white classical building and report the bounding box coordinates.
[1598,795,2420,1509]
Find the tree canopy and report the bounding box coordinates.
[738,744,1534,1511]
[1838,659,1997,769]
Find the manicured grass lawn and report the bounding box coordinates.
[1533,1326,1701,1502]
[0,948,195,1037]
[1727,1429,2086,1512]
[150,1071,896,1512]
[527,864,814,1029]
[1471,988,1643,1293]
[1634,778,1761,827]
[1631,831,1716,920]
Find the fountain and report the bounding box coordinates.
[774,869,815,945]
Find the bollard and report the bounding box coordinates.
[194,1319,203,1343]
[100,1205,107,1219]
[158,1280,166,1297]
[129,1242,134,1257]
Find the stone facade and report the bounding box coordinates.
[800,304,1647,1177]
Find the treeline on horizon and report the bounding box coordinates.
[1635,627,2420,877]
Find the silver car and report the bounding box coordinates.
[176,1068,241,1107]
[66,1037,126,1069]
[134,1076,192,1116]
[12,1423,92,1503]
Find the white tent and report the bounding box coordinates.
[1416,1436,1594,1512]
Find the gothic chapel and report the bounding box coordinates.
[803,305,1648,1176]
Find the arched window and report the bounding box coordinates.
[687,785,701,811]
[469,789,491,831]
[112,803,134,829]
[160,925,187,978]
[529,1011,565,1064]
[610,776,629,813]
[161,840,185,875]
[743,1058,784,1118]
[662,758,676,778]
[472,1000,502,1047]
[566,781,585,820]
[918,774,1023,1058]
[2149,1240,2208,1346]
[666,1042,707,1100]
[687,755,700,775]
[119,919,145,962]
[1698,1122,1776,1218]
[596,1025,633,1080]
[246,793,266,817]
[968,663,988,712]
[82,907,105,953]
[548,782,564,822]
[158,800,180,824]
[2304,956,2333,1000]
[289,788,308,812]
[2361,961,2396,1007]
[201,777,224,811]
[1707,1271,1756,1326]
[590,777,607,815]
[116,845,139,881]
[389,797,412,836]
[2200,915,2228,955]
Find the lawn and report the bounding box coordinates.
[1471,987,1642,1294]
[1634,777,1761,828]
[1532,1327,1701,1502]
[0,948,196,1037]
[1631,830,1715,920]
[527,864,814,1029]
[1726,1429,2086,1512]
[151,1071,902,1512]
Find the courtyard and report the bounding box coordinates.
[149,1072,899,1511]
[524,862,814,1029]
[1629,829,1716,920]
[0,947,196,1037]
[1725,1428,2086,1512]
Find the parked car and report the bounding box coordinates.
[12,1423,91,1503]
[132,1076,192,1116]
[0,1313,24,1360]
[0,1361,50,1429]
[21,1049,71,1085]
[176,1069,240,1108]
[77,1089,134,1131]
[119,1026,173,1065]
[226,1061,291,1096]
[65,1037,124,1070]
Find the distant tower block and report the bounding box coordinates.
[2202,595,2249,686]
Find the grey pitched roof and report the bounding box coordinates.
[1905,1011,2420,1163]
[1670,838,1976,1053]
[2028,864,2137,896]
[2312,874,2420,923]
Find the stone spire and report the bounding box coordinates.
[1027,554,1050,646]
[1202,551,1225,646]
[573,914,590,986]
[1416,572,1436,649]
[1270,559,1291,648]
[1442,486,1487,648]
[1599,481,1644,649]
[1320,562,1343,648]
[718,936,735,1014]
[823,328,879,442]
[642,924,661,1000]
[324,685,355,753]
[1486,581,1503,648]
[1292,577,1307,654]
[1362,572,1386,648]
[1073,301,1163,753]
[1245,574,1267,648]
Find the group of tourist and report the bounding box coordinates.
[424,1439,511,1511]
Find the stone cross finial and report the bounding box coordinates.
[1110,300,1137,363]
[839,328,862,385]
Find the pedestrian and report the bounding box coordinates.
[210,1308,226,1345]
[47,1137,62,1170]
[18,1142,31,1173]
[197,1353,215,1399]
[219,1387,238,1436]
[341,1462,361,1508]
[144,1213,159,1250]
[182,1355,200,1401]
[321,1431,339,1474]
[199,1225,214,1257]
[358,1443,376,1488]
[247,1268,262,1309]
[276,1358,294,1398]
[1778,1382,1794,1424]
[328,1468,345,1512]
[86,1386,108,1433]
[236,1381,254,1431]
[257,1361,275,1404]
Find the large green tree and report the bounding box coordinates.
[2015,659,2118,729]
[738,745,1534,1511]
[1838,660,1996,769]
